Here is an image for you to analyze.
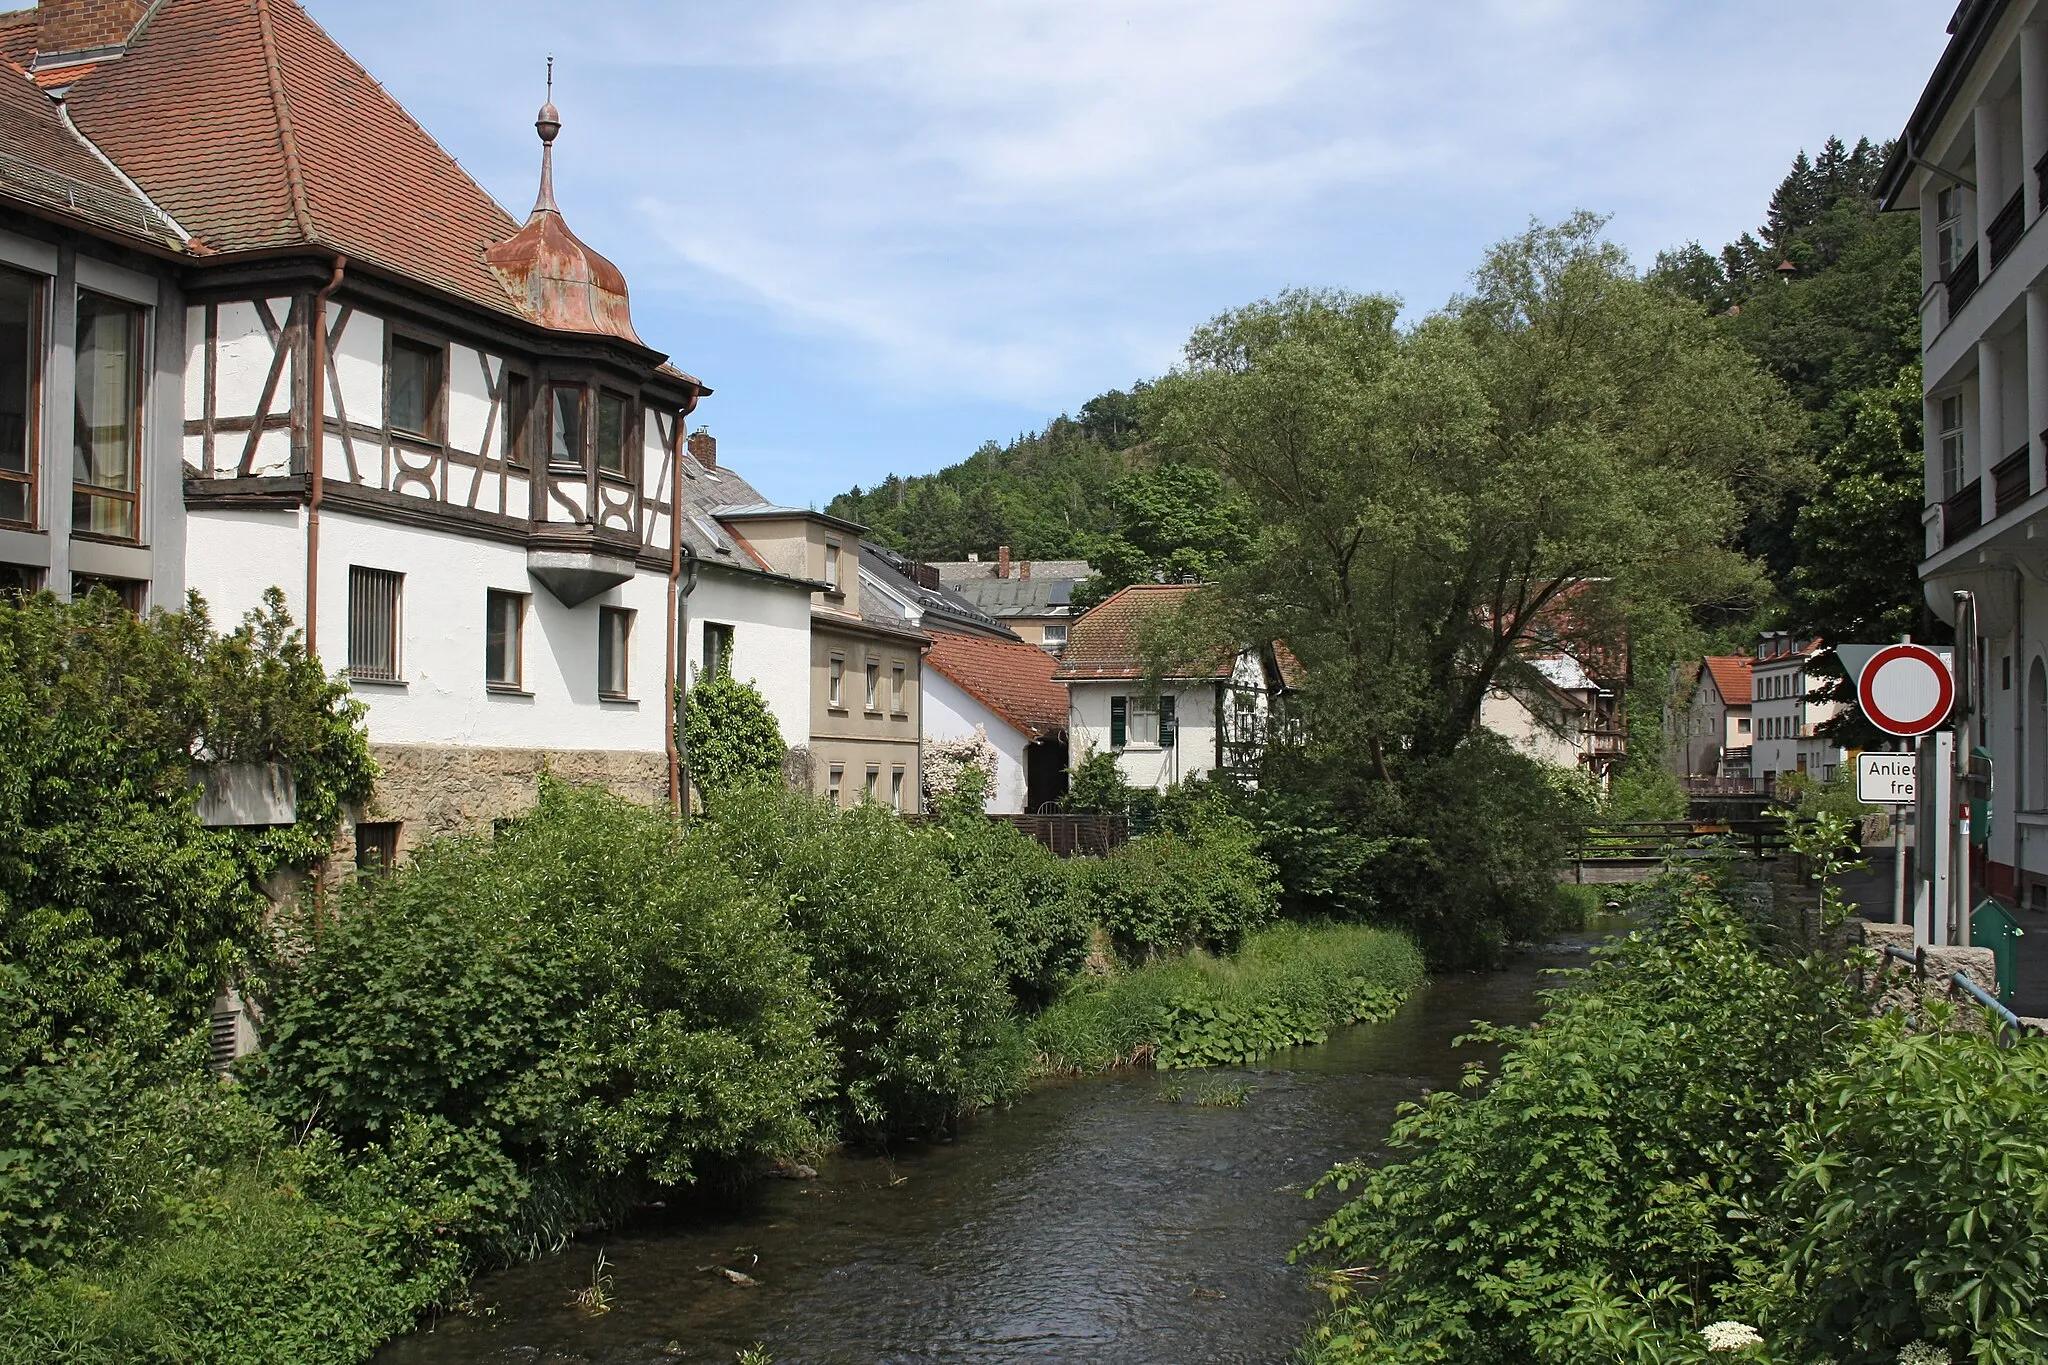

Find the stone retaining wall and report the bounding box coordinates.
[1858,921,2008,1027]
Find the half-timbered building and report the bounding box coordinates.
[0,0,732,859]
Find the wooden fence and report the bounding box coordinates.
[993,813,1130,857]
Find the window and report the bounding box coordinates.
[891,766,905,812]
[1738,717,1751,734]
[485,589,525,689]
[71,573,143,611]
[549,384,584,466]
[595,391,629,475]
[824,540,841,591]
[504,372,534,468]
[1041,622,1067,648]
[598,606,633,699]
[1110,694,1159,748]
[0,268,40,527]
[1937,185,1967,277]
[865,658,880,711]
[703,621,734,678]
[891,662,906,713]
[348,566,403,681]
[0,564,39,602]
[355,821,400,876]
[388,336,442,438]
[827,763,843,805]
[865,765,880,802]
[829,654,844,708]
[73,290,143,541]
[1941,394,1966,497]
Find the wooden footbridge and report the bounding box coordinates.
[1566,818,1790,884]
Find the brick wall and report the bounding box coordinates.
[38,0,149,56]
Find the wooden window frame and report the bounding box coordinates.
[71,288,146,545]
[70,572,144,612]
[354,820,401,876]
[0,267,43,530]
[386,331,446,444]
[547,381,587,470]
[485,588,527,692]
[347,565,404,682]
[503,370,535,470]
[594,388,634,480]
[598,604,634,700]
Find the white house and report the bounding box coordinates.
[1479,654,1622,777]
[1749,632,1845,788]
[1879,0,2048,907]
[922,629,1071,812]
[0,0,827,864]
[1052,583,1290,791]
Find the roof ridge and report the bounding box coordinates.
[252,0,314,241]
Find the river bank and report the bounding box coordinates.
[375,945,1583,1365]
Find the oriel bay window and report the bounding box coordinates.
[387,335,443,438]
[598,605,633,699]
[595,390,629,476]
[549,384,584,467]
[0,268,41,527]
[73,290,144,541]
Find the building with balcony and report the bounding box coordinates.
[1671,654,1754,780]
[1749,633,1844,787]
[1881,0,2048,904]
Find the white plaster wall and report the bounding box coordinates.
[923,670,1029,812]
[1066,678,1222,790]
[447,344,494,457]
[329,305,384,430]
[316,510,669,753]
[683,568,813,749]
[1480,689,1583,769]
[183,306,205,421]
[214,299,289,420]
[185,506,307,627]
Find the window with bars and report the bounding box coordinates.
[0,268,40,528]
[486,589,525,689]
[598,605,633,699]
[348,566,403,681]
[73,290,143,542]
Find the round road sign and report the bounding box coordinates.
[1857,643,1954,737]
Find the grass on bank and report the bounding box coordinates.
[1029,922,1427,1075]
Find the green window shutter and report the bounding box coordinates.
[1159,694,1177,748]
[1110,695,1127,749]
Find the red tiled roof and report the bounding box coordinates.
[56,0,534,320]
[1702,655,1753,706]
[1051,584,1232,681]
[0,10,33,71]
[925,631,1069,739]
[0,61,185,248]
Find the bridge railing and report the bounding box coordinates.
[1573,818,1790,864]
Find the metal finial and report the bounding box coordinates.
[546,55,553,101]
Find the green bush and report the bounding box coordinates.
[696,785,1027,1136]
[681,666,784,798]
[253,781,833,1256]
[1082,791,1279,960]
[1295,876,1862,1364]
[931,780,1090,1011]
[1030,922,1424,1074]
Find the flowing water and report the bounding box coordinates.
[378,945,1583,1365]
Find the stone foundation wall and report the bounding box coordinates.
[334,744,671,863]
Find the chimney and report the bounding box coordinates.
[37,0,149,59]
[687,429,717,470]
[1019,560,1032,580]
[997,545,1010,579]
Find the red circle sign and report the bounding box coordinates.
[1857,644,1954,736]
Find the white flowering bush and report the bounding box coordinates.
[1703,1321,1763,1352]
[922,727,999,812]
[1897,1346,1951,1365]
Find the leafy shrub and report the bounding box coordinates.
[931,778,1090,1011]
[921,728,999,812]
[1031,922,1424,1074]
[253,781,832,1256]
[695,784,1027,1135]
[1296,876,1862,1364]
[1063,749,1144,816]
[1082,790,1279,960]
[681,666,784,797]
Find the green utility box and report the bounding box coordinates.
[1971,898,2025,1004]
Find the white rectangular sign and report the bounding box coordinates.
[1857,751,1916,805]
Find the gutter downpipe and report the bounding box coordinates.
[667,403,701,815]
[305,256,346,656]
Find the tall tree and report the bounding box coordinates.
[1068,462,1257,610]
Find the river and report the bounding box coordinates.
[376,944,1582,1365]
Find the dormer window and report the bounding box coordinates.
[388,335,443,439]
[549,384,584,467]
[825,540,841,591]
[596,390,629,475]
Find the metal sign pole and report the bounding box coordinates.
[1953,590,1976,950]
[1892,740,1908,925]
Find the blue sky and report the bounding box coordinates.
[307,1,1953,509]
